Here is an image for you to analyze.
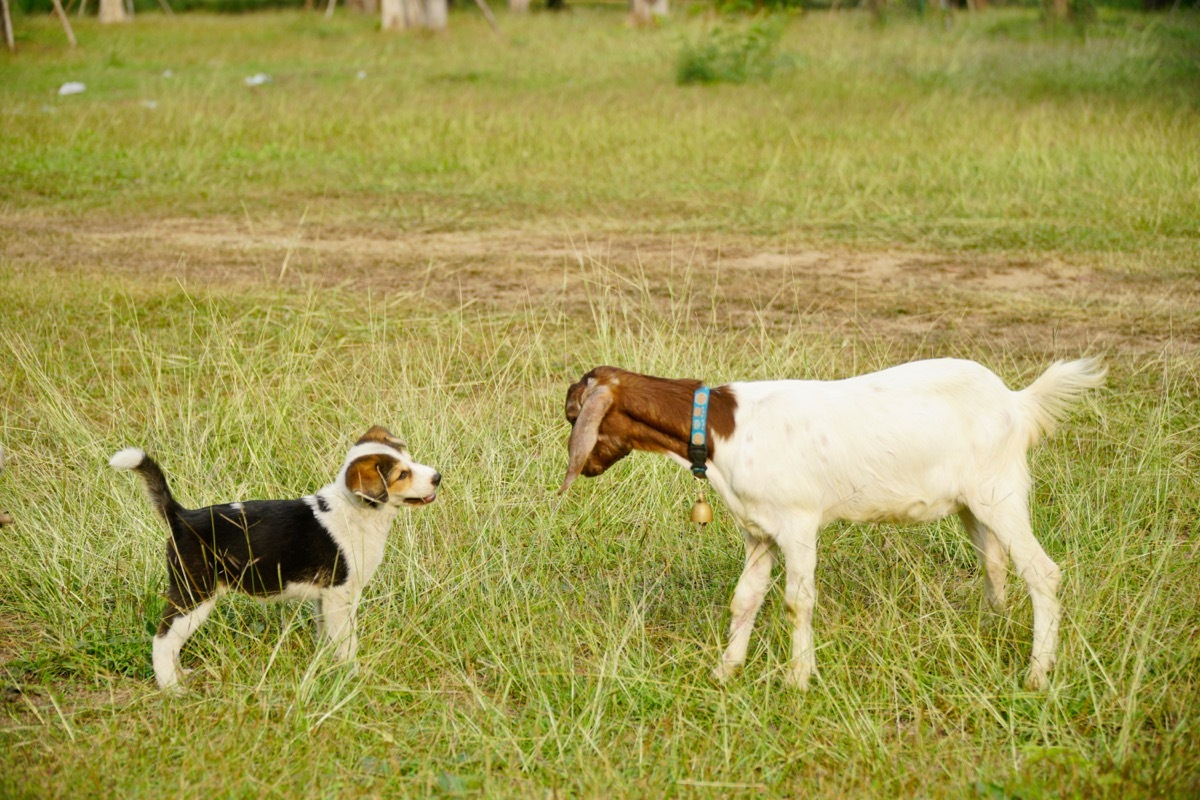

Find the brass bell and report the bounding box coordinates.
[690,497,714,525]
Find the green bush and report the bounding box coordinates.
[676,17,786,85]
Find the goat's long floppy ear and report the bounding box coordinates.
[559,384,614,494]
[345,454,396,505]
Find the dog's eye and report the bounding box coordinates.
[398,470,410,481]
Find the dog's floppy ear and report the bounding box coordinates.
[345,454,397,505]
[356,426,406,450]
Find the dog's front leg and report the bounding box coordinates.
[320,587,359,662]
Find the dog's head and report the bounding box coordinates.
[341,426,441,508]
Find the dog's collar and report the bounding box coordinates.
[689,386,710,479]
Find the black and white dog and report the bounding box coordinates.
[111,426,440,692]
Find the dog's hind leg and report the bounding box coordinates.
[313,597,325,641]
[154,595,216,692]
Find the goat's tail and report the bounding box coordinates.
[109,447,182,524]
[1018,357,1106,443]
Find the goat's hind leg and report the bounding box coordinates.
[968,492,1061,690]
[960,508,1008,610]
[714,530,775,683]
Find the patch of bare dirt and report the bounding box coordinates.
[2,214,1197,358]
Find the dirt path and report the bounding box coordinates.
[3,215,1197,357]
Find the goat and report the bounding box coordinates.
[559,358,1105,690]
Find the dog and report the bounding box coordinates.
[111,426,440,691]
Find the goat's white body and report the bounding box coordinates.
[703,360,1025,527]
[674,357,1104,690]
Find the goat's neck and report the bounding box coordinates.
[614,372,735,462]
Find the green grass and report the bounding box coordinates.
[0,262,1197,797]
[2,6,1199,798]
[2,9,1199,262]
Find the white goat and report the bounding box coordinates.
[559,357,1105,690]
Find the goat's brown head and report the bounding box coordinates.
[560,366,734,494]
[560,368,633,493]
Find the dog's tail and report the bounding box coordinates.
[109,447,182,524]
[1018,357,1106,445]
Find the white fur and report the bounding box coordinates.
[154,597,217,693]
[108,447,146,471]
[686,357,1104,691]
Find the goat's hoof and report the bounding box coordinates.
[1024,665,1054,691]
[712,662,741,684]
[783,668,813,691]
[1024,654,1056,690]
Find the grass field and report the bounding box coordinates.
[2,6,1199,798]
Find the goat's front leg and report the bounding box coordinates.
[714,531,775,683]
[775,515,821,690]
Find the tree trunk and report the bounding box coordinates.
[99,0,129,22]
[425,0,446,30]
[1046,0,1069,17]
[50,0,78,45]
[630,0,666,23]
[381,0,409,28]
[509,0,529,11]
[1,0,15,51]
[383,0,444,29]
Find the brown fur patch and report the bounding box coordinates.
[564,366,738,480]
[355,426,407,450]
[345,453,399,503]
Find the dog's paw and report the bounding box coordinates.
[159,679,187,695]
